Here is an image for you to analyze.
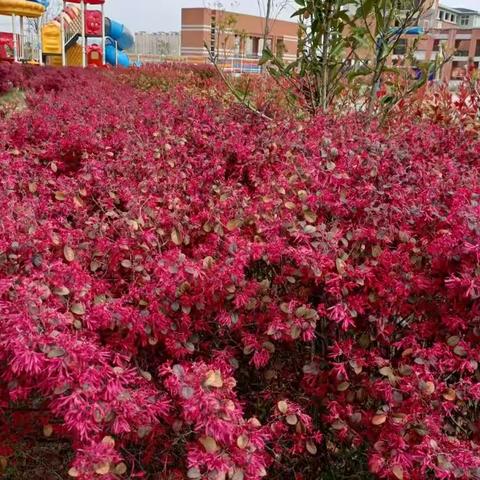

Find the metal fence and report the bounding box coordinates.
[0,30,42,63]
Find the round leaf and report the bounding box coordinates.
[306,440,317,455]
[171,228,183,246]
[203,370,223,388]
[372,414,387,425]
[236,434,249,449]
[71,303,85,316]
[392,465,404,480]
[94,462,110,475]
[68,467,80,478]
[286,414,298,425]
[114,462,127,475]
[277,400,288,414]
[199,436,219,453]
[63,246,75,262]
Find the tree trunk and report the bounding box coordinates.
[320,2,333,111]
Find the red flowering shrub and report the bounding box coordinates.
[0,64,479,480]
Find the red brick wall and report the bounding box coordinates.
[181,8,298,60]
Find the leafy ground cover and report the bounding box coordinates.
[0,63,479,480]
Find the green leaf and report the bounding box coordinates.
[347,66,372,81]
[355,0,375,20]
[259,48,274,66]
[381,94,396,105]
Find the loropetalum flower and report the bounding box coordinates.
[0,63,479,479]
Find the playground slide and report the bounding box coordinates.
[104,18,133,67]
[41,7,134,67]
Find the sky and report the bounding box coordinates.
[103,0,295,33]
[105,0,480,33]
[1,0,480,34]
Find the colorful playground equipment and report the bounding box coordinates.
[0,0,134,66]
[41,0,134,67]
[0,0,47,63]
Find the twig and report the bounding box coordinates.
[204,43,272,121]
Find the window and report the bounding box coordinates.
[393,38,407,55]
[252,37,259,57]
[276,39,285,58]
[460,15,469,26]
[210,16,216,54]
[439,11,444,20]
[432,39,440,52]
[455,39,469,57]
[234,35,240,55]
[451,61,467,79]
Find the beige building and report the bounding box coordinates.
[134,31,180,57]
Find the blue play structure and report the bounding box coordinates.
[105,18,134,67]
[376,26,425,55]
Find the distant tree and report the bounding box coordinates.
[352,0,432,114]
[157,40,171,57]
[27,0,62,34]
[45,0,63,20]
[260,0,441,118]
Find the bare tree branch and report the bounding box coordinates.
[205,43,273,121]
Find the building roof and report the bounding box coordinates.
[438,5,480,14]
[452,8,479,13]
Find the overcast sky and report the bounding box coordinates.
[105,0,480,32]
[103,0,294,32]
[1,1,479,34]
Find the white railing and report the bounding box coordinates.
[64,15,82,49]
[5,31,42,64]
[19,32,41,62]
[126,53,266,74]
[2,16,45,64]
[216,56,262,74]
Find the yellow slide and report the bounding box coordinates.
[0,0,45,17]
[42,21,62,55]
[41,5,82,65]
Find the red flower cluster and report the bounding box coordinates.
[0,64,479,480]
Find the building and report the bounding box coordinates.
[181,8,298,62]
[179,4,478,84]
[396,2,480,83]
[353,1,480,85]
[421,2,480,29]
[133,31,180,57]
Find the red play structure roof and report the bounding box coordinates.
[67,0,106,4]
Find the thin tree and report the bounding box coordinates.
[257,0,291,52]
[353,0,431,114]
